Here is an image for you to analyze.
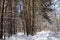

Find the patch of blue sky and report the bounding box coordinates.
[17,0,23,15]
[49,0,60,11]
[49,0,60,17]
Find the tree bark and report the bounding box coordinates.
[0,0,5,38]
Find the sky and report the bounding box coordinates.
[17,0,23,14]
[52,0,60,14]
[50,0,60,19]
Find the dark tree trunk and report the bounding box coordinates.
[0,0,5,38]
[31,0,35,36]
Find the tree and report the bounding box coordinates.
[6,0,18,37]
[0,0,5,38]
[38,0,53,23]
[0,0,18,38]
[20,0,53,35]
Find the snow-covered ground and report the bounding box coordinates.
[5,31,60,40]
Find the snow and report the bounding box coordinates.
[5,31,60,40]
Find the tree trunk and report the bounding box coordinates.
[0,0,5,38]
